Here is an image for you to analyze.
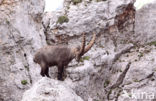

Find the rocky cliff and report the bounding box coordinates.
[0,0,156,101]
[0,0,45,100]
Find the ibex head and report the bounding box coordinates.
[72,32,96,62]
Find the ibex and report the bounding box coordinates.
[33,33,96,81]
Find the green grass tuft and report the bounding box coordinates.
[80,56,90,62]
[72,0,82,5]
[6,19,10,24]
[57,15,69,24]
[104,80,110,88]
[138,52,143,58]
[21,80,28,85]
[96,0,107,2]
[148,41,156,46]
[134,79,139,82]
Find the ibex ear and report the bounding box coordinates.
[73,46,81,62]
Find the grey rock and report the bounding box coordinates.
[1,0,156,101]
[135,0,156,44]
[0,0,46,101]
[22,78,83,101]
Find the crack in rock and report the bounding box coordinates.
[107,62,131,100]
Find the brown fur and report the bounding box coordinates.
[33,33,96,81]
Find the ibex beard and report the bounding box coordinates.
[33,33,96,81]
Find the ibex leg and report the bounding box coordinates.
[57,64,64,81]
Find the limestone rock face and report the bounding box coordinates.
[0,0,46,101]
[43,0,135,46]
[22,78,83,101]
[134,1,156,44]
[1,0,156,101]
[41,0,156,101]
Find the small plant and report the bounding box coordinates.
[148,41,156,46]
[24,65,29,71]
[67,6,70,9]
[21,80,28,85]
[96,0,100,2]
[57,15,69,24]
[83,56,90,60]
[154,69,156,72]
[72,0,82,5]
[138,52,143,58]
[93,99,99,101]
[104,80,110,88]
[134,79,139,82]
[99,45,104,48]
[96,0,107,2]
[134,59,137,62]
[6,19,10,24]
[80,56,90,62]
[128,93,132,97]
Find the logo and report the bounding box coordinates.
[122,89,155,100]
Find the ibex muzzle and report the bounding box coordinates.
[33,33,96,81]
